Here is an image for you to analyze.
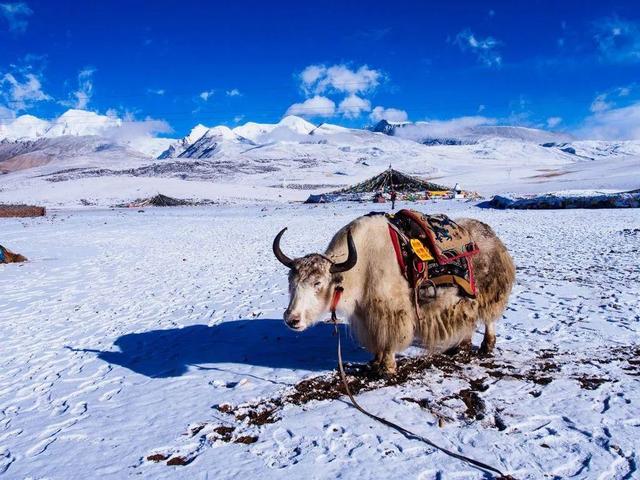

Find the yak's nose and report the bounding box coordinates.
[284,310,302,329]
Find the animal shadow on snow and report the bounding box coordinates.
[86,319,368,378]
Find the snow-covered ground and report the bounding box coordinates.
[1,201,638,479]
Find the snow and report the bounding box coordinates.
[1,110,640,208]
[0,110,173,157]
[0,202,638,479]
[0,136,151,175]
[185,124,210,144]
[232,122,275,142]
[203,126,237,141]
[482,191,640,209]
[43,109,122,137]
[277,115,316,134]
[0,114,50,140]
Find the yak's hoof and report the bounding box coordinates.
[479,340,495,357]
[445,340,472,357]
[379,368,397,380]
[369,363,396,379]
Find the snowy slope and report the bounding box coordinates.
[0,114,50,140]
[157,124,209,159]
[0,110,174,157]
[43,109,121,137]
[373,119,573,145]
[0,135,151,174]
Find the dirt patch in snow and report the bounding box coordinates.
[149,343,639,467]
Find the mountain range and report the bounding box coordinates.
[1,109,639,206]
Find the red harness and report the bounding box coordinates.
[330,286,344,323]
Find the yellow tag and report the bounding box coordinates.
[410,238,433,261]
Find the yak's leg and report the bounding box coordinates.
[479,320,496,355]
[369,351,397,377]
[369,352,383,370]
[444,330,473,356]
[377,351,397,376]
[459,333,473,351]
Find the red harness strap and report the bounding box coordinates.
[387,225,406,275]
[330,286,344,323]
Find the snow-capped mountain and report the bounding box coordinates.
[43,110,121,137]
[0,109,121,140]
[370,119,411,136]
[0,135,150,174]
[158,116,319,159]
[157,124,209,159]
[1,110,639,207]
[0,114,51,139]
[0,109,173,157]
[372,119,573,145]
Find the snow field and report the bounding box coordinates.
[0,201,638,479]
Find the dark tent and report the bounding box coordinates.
[335,168,449,194]
[305,168,450,203]
[118,194,194,208]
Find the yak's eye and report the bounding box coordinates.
[313,281,322,288]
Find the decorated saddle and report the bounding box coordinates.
[385,209,480,300]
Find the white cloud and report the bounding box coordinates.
[454,29,503,67]
[226,88,241,97]
[300,64,382,95]
[578,101,640,140]
[0,2,32,33]
[593,17,640,63]
[148,88,165,95]
[590,93,611,112]
[546,117,562,128]
[0,104,15,122]
[285,95,335,117]
[103,116,172,143]
[71,67,95,109]
[199,90,214,101]
[338,94,371,119]
[369,106,408,123]
[1,71,51,110]
[395,116,495,140]
[300,65,326,88]
[590,85,636,113]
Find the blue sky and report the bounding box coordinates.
[1,0,640,138]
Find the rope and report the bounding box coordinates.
[331,319,514,479]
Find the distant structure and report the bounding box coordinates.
[305,167,451,203]
[116,194,202,208]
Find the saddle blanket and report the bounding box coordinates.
[385,209,480,298]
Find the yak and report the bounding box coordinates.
[273,214,515,376]
[0,245,28,264]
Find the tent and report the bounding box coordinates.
[335,168,449,194]
[120,194,194,208]
[305,168,450,203]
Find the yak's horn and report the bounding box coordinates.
[330,229,358,274]
[273,227,294,268]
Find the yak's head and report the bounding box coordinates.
[273,228,357,331]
